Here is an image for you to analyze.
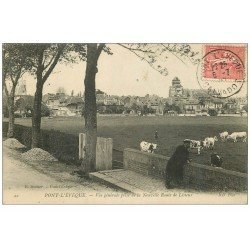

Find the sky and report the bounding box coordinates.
[21,44,247,98]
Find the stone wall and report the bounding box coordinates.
[123,148,247,191]
[183,162,247,191]
[124,148,168,179]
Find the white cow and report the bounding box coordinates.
[202,140,210,149]
[204,136,218,149]
[140,141,157,153]
[227,132,247,142]
[189,140,203,154]
[219,131,229,142]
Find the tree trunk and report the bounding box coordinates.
[7,92,15,138]
[81,45,99,177]
[31,79,43,148]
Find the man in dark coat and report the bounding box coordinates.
[165,139,191,189]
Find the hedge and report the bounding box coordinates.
[3,122,80,165]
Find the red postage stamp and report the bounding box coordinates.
[202,45,245,80]
[196,44,246,98]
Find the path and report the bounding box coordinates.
[3,146,116,204]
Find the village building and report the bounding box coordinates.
[65,96,84,116]
[166,77,247,116]
[184,100,201,115]
[38,81,247,117]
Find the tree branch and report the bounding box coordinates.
[118,44,155,54]
[36,48,45,81]
[13,59,25,87]
[9,65,16,85]
[43,53,56,70]
[161,44,187,65]
[42,44,66,84]
[119,44,168,76]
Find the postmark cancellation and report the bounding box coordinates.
[197,44,247,98]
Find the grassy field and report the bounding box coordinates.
[12,115,248,173]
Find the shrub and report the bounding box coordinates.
[208,109,218,116]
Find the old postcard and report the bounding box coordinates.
[2,43,248,204]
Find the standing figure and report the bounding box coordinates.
[154,130,158,140]
[165,139,191,189]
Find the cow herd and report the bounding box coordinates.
[140,131,247,168]
[180,131,247,155]
[140,131,247,155]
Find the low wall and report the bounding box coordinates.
[123,148,247,191]
[124,148,168,179]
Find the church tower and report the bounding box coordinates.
[169,77,183,99]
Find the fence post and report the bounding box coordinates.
[79,133,113,170]
[79,133,85,159]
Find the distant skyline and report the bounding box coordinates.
[19,44,247,98]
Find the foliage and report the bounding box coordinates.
[41,104,50,117]
[97,105,106,114]
[96,89,105,94]
[14,96,50,117]
[118,44,200,76]
[3,44,33,86]
[160,44,200,65]
[208,109,218,116]
[97,104,124,114]
[131,103,140,112]
[198,96,206,106]
[56,87,66,94]
[164,102,181,114]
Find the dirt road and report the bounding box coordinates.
[3,147,117,204]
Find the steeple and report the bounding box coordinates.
[172,77,181,86]
[169,77,183,98]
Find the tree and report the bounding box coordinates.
[164,102,181,114]
[208,109,218,116]
[78,43,199,177]
[2,44,30,137]
[164,102,171,114]
[171,104,181,114]
[115,106,124,114]
[15,95,50,117]
[26,44,69,148]
[80,44,104,176]
[56,87,66,94]
[198,96,206,106]
[2,92,9,118]
[97,105,106,114]
[131,103,140,113]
